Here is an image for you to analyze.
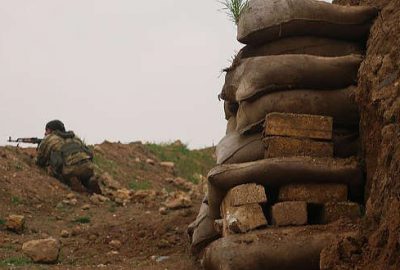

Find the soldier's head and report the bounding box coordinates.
[45,120,66,135]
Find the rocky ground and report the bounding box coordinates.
[0,141,215,269]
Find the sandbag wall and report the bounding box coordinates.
[189,0,377,260]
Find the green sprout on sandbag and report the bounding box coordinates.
[219,0,249,25]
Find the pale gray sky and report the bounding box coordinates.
[0,0,331,148]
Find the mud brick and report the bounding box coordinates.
[264,113,333,140]
[223,183,267,207]
[279,184,348,203]
[320,202,361,224]
[223,204,268,235]
[263,137,334,158]
[272,201,307,226]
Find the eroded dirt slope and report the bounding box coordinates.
[324,1,400,269]
[0,141,215,269]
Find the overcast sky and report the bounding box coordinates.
[0,0,331,149]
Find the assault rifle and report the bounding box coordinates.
[7,137,43,147]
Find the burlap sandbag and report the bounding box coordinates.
[238,0,378,45]
[220,59,246,102]
[221,54,361,103]
[203,227,356,270]
[216,132,264,165]
[236,87,359,134]
[239,36,364,59]
[187,196,220,255]
[236,54,362,102]
[226,117,237,135]
[207,157,362,219]
[223,101,239,120]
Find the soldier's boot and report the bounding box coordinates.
[88,177,102,195]
[69,176,87,193]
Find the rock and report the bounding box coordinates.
[135,157,141,163]
[279,184,348,203]
[131,190,157,201]
[109,240,122,249]
[71,226,83,236]
[223,184,267,207]
[272,201,308,226]
[164,192,192,210]
[146,158,155,165]
[90,194,109,204]
[223,204,267,235]
[66,193,76,200]
[160,162,175,172]
[6,215,25,233]
[22,238,60,263]
[114,188,132,205]
[81,204,90,210]
[159,207,168,215]
[99,172,121,190]
[60,230,70,238]
[107,251,119,256]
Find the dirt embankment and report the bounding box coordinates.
[324,1,400,269]
[0,141,215,269]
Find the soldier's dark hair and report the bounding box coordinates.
[45,120,66,132]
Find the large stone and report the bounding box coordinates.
[6,215,25,233]
[279,184,348,203]
[263,137,333,158]
[222,183,267,207]
[272,201,308,226]
[264,113,333,140]
[22,238,60,263]
[320,202,361,224]
[223,204,267,235]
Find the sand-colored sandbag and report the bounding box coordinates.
[239,36,364,59]
[216,132,264,165]
[187,197,220,255]
[236,54,362,102]
[238,0,378,45]
[223,101,239,120]
[207,157,362,219]
[203,227,356,270]
[236,87,359,134]
[220,59,246,102]
[226,117,237,135]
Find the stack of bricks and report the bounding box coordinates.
[217,183,268,236]
[264,112,362,226]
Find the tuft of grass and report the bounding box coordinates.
[219,0,249,25]
[73,216,91,224]
[11,196,21,205]
[129,179,152,190]
[0,257,31,267]
[144,142,215,184]
[93,154,118,178]
[0,219,5,225]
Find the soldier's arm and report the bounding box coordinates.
[36,137,52,167]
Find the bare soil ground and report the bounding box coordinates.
[0,142,215,269]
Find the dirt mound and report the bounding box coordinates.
[0,142,214,269]
[322,1,400,269]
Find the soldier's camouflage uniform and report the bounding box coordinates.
[36,130,94,190]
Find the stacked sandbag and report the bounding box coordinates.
[189,0,377,262]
